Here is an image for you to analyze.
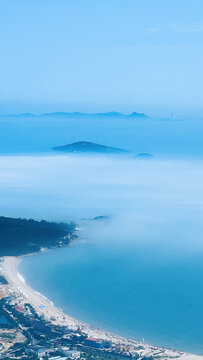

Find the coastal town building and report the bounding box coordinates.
[84,337,103,349]
[48,357,68,360]
[63,350,80,359]
[36,346,49,357]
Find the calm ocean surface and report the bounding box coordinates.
[19,216,203,355]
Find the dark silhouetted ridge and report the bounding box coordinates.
[0,216,76,256]
[52,141,128,154]
[0,111,149,119]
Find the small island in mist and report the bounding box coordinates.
[134,153,154,159]
[52,141,129,154]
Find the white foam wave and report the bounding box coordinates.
[17,272,26,284]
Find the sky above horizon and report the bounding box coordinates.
[0,0,203,117]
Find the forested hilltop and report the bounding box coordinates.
[0,216,76,256]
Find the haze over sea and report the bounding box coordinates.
[1,114,203,354]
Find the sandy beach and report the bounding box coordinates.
[1,255,203,360]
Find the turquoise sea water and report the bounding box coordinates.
[19,216,203,355]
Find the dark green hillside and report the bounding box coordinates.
[0,216,75,256]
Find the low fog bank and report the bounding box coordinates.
[1,154,203,256]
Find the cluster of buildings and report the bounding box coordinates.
[25,346,81,360]
[0,290,148,360]
[0,293,116,360]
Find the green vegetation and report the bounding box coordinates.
[0,216,76,256]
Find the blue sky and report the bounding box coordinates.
[0,0,203,116]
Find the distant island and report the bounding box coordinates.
[134,153,154,159]
[52,141,129,154]
[92,215,110,221]
[41,111,149,119]
[128,112,148,119]
[82,215,110,221]
[0,111,149,119]
[0,216,76,256]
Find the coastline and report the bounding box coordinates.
[1,255,203,360]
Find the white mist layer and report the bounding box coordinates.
[0,154,203,255]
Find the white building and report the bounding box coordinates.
[49,357,67,360]
[63,350,80,359]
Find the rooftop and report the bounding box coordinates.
[86,337,102,342]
